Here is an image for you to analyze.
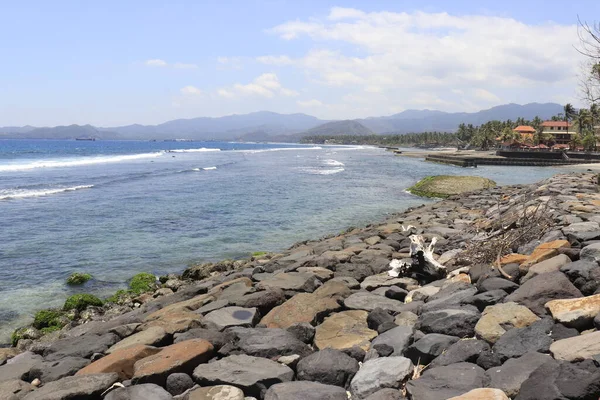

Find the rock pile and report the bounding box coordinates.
[3,172,600,399]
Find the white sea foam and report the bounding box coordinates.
[323,159,345,167]
[300,167,345,175]
[237,146,323,154]
[0,185,94,200]
[0,152,163,172]
[203,166,217,170]
[167,148,221,153]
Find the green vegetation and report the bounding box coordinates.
[40,325,62,335]
[33,309,64,330]
[63,293,103,312]
[105,289,130,304]
[11,327,28,346]
[66,272,92,285]
[129,272,157,295]
[251,251,268,257]
[408,175,496,198]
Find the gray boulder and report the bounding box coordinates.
[43,333,120,361]
[165,373,193,396]
[364,389,405,400]
[202,307,258,331]
[417,307,480,338]
[0,352,43,382]
[477,277,519,293]
[192,354,293,398]
[28,356,89,383]
[173,328,230,349]
[264,381,347,400]
[405,334,460,365]
[286,322,315,344]
[405,362,486,400]
[21,373,119,400]
[344,292,406,313]
[560,260,600,295]
[504,271,582,315]
[104,383,173,400]
[350,357,413,399]
[0,379,34,399]
[370,326,414,356]
[229,327,313,358]
[485,352,553,398]
[492,318,553,361]
[464,290,508,311]
[296,348,359,387]
[430,339,490,368]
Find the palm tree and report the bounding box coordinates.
[564,103,576,131]
[575,108,593,134]
[590,103,599,130]
[570,133,582,150]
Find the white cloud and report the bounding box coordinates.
[217,56,243,70]
[265,7,585,115]
[297,99,324,107]
[145,59,197,69]
[145,59,167,67]
[257,55,293,66]
[219,73,297,99]
[180,86,202,95]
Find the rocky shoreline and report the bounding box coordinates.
[3,172,600,399]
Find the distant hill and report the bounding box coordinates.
[0,103,565,140]
[359,103,564,133]
[0,124,120,140]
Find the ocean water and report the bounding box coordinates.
[0,140,562,342]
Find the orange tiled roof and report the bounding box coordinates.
[542,121,572,128]
[513,125,536,133]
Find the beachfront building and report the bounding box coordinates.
[513,125,535,143]
[541,121,575,145]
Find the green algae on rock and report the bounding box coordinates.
[129,273,158,295]
[66,272,93,285]
[63,293,103,312]
[407,175,496,198]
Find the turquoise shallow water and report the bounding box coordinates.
[0,140,562,342]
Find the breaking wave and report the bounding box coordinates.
[0,185,94,200]
[323,159,345,167]
[0,152,163,172]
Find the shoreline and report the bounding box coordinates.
[3,172,600,398]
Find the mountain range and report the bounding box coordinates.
[0,103,564,141]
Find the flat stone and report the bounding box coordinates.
[520,254,572,283]
[21,373,119,400]
[186,385,245,400]
[257,272,321,292]
[132,339,214,386]
[475,302,539,344]
[405,334,460,365]
[0,352,43,382]
[492,318,553,361]
[109,323,140,339]
[546,293,600,329]
[350,357,413,399]
[43,333,120,361]
[139,309,202,335]
[203,306,258,331]
[406,286,440,302]
[296,348,359,387]
[394,311,418,329]
[580,242,600,263]
[447,388,509,400]
[28,356,89,383]
[344,292,406,313]
[107,326,170,354]
[229,327,312,358]
[232,289,285,315]
[485,352,553,398]
[504,271,582,315]
[360,274,417,291]
[550,330,600,361]
[104,383,173,400]
[76,344,161,380]
[476,278,519,293]
[264,381,348,400]
[314,310,378,351]
[406,363,486,400]
[192,354,294,398]
[465,290,508,311]
[260,283,345,329]
[195,299,230,315]
[286,322,316,343]
[297,267,334,281]
[560,260,600,295]
[0,379,33,399]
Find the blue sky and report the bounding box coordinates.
[1,0,599,126]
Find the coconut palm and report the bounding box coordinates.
[564,103,576,130]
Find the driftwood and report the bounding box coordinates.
[388,234,447,281]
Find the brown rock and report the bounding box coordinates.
[260,293,340,329]
[520,249,559,271]
[140,310,202,334]
[296,267,333,281]
[76,344,161,380]
[0,348,21,365]
[132,339,214,386]
[499,254,528,266]
[314,310,377,351]
[209,278,254,296]
[474,302,539,344]
[546,294,600,329]
[550,331,600,361]
[0,379,33,399]
[447,388,509,400]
